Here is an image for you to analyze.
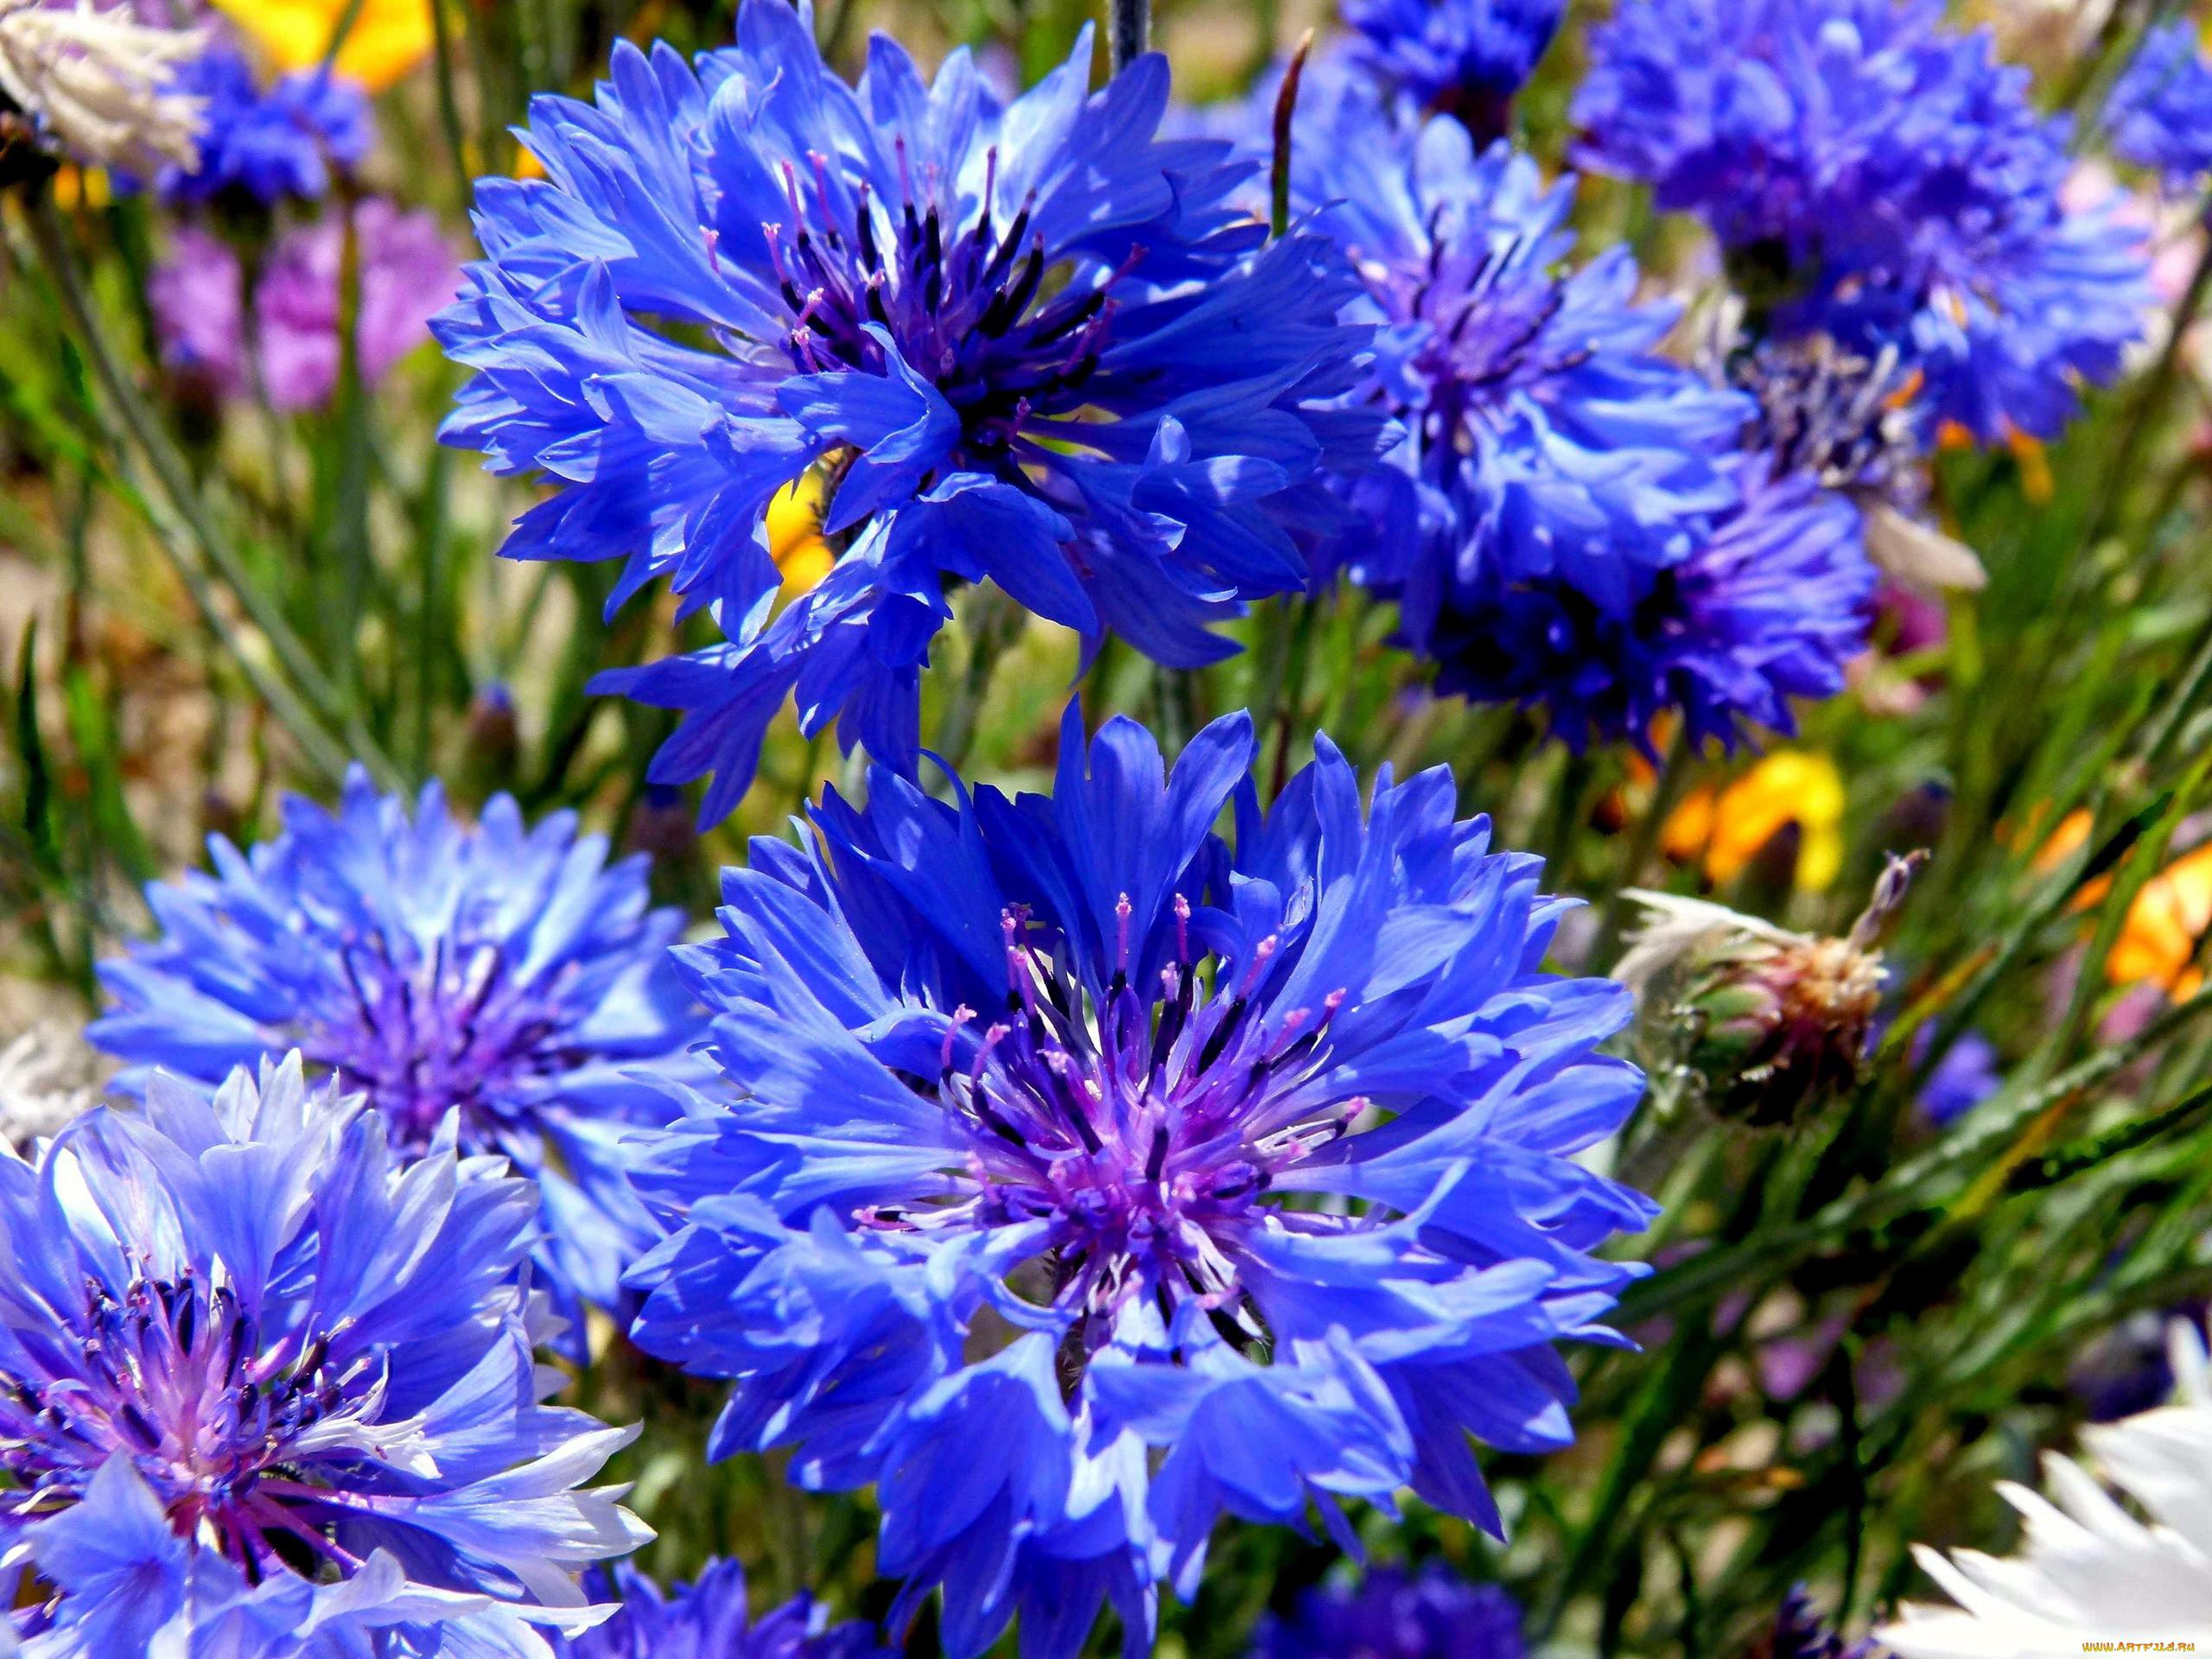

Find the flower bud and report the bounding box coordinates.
[1618,854,1923,1128]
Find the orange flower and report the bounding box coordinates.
[213,0,433,93]
[2005,423,2053,505]
[2105,841,2212,1000]
[1662,752,1847,892]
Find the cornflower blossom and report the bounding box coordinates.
[0,1055,647,1655]
[89,768,703,1336]
[1573,0,2148,444]
[1758,1587,1872,1658]
[1288,79,1874,751]
[554,1560,889,1659]
[435,1,1383,820]
[150,199,460,410]
[1424,459,1873,755]
[0,0,204,175]
[624,707,1654,1658]
[150,42,369,203]
[1338,0,1562,138]
[1252,1565,1525,1659]
[2107,21,2212,196]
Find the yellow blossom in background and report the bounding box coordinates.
[213,0,433,93]
[51,165,110,211]
[2105,840,2212,999]
[767,474,835,597]
[1662,751,1847,892]
[2005,425,2054,504]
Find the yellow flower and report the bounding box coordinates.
[1662,751,1847,893]
[767,474,835,597]
[51,164,110,211]
[213,0,433,93]
[2105,841,2212,1000]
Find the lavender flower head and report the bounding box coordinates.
[435,1,1384,821]
[150,42,370,204]
[1572,0,2148,444]
[2108,21,2212,195]
[556,1560,889,1659]
[150,197,459,410]
[1254,1566,1525,1659]
[0,1054,648,1654]
[623,707,1655,1659]
[89,767,703,1334]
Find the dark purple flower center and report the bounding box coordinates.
[0,1272,360,1580]
[1368,221,1580,440]
[309,932,581,1151]
[1728,334,1921,505]
[760,144,1136,461]
[858,899,1366,1367]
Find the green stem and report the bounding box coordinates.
[26,192,372,782]
[426,0,478,211]
[1109,0,1149,73]
[1268,32,1313,239]
[936,587,1018,773]
[1588,726,1696,970]
[2081,212,2212,556]
[1268,592,1320,798]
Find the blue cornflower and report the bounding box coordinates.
[1254,1565,1524,1659]
[1338,0,1562,138]
[1417,459,1875,754]
[435,3,1382,822]
[1,1055,648,1655]
[1289,79,1752,612]
[623,707,1655,1659]
[556,1560,889,1659]
[155,46,372,204]
[1912,1027,1999,1127]
[1573,0,2149,443]
[88,767,703,1338]
[1764,1586,1872,1659]
[2108,21,2212,194]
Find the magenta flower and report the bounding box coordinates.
[150,198,460,410]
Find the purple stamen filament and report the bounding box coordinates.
[862,894,1366,1369]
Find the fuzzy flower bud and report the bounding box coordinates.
[1617,854,1924,1127]
[0,0,205,177]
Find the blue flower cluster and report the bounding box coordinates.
[90,768,704,1338]
[556,1560,890,1659]
[1572,0,2147,443]
[1426,461,1873,756]
[620,707,1655,1658]
[1254,1565,1525,1659]
[436,0,1383,821]
[1287,79,1874,751]
[0,1055,647,1654]
[154,47,372,205]
[2109,21,2212,195]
